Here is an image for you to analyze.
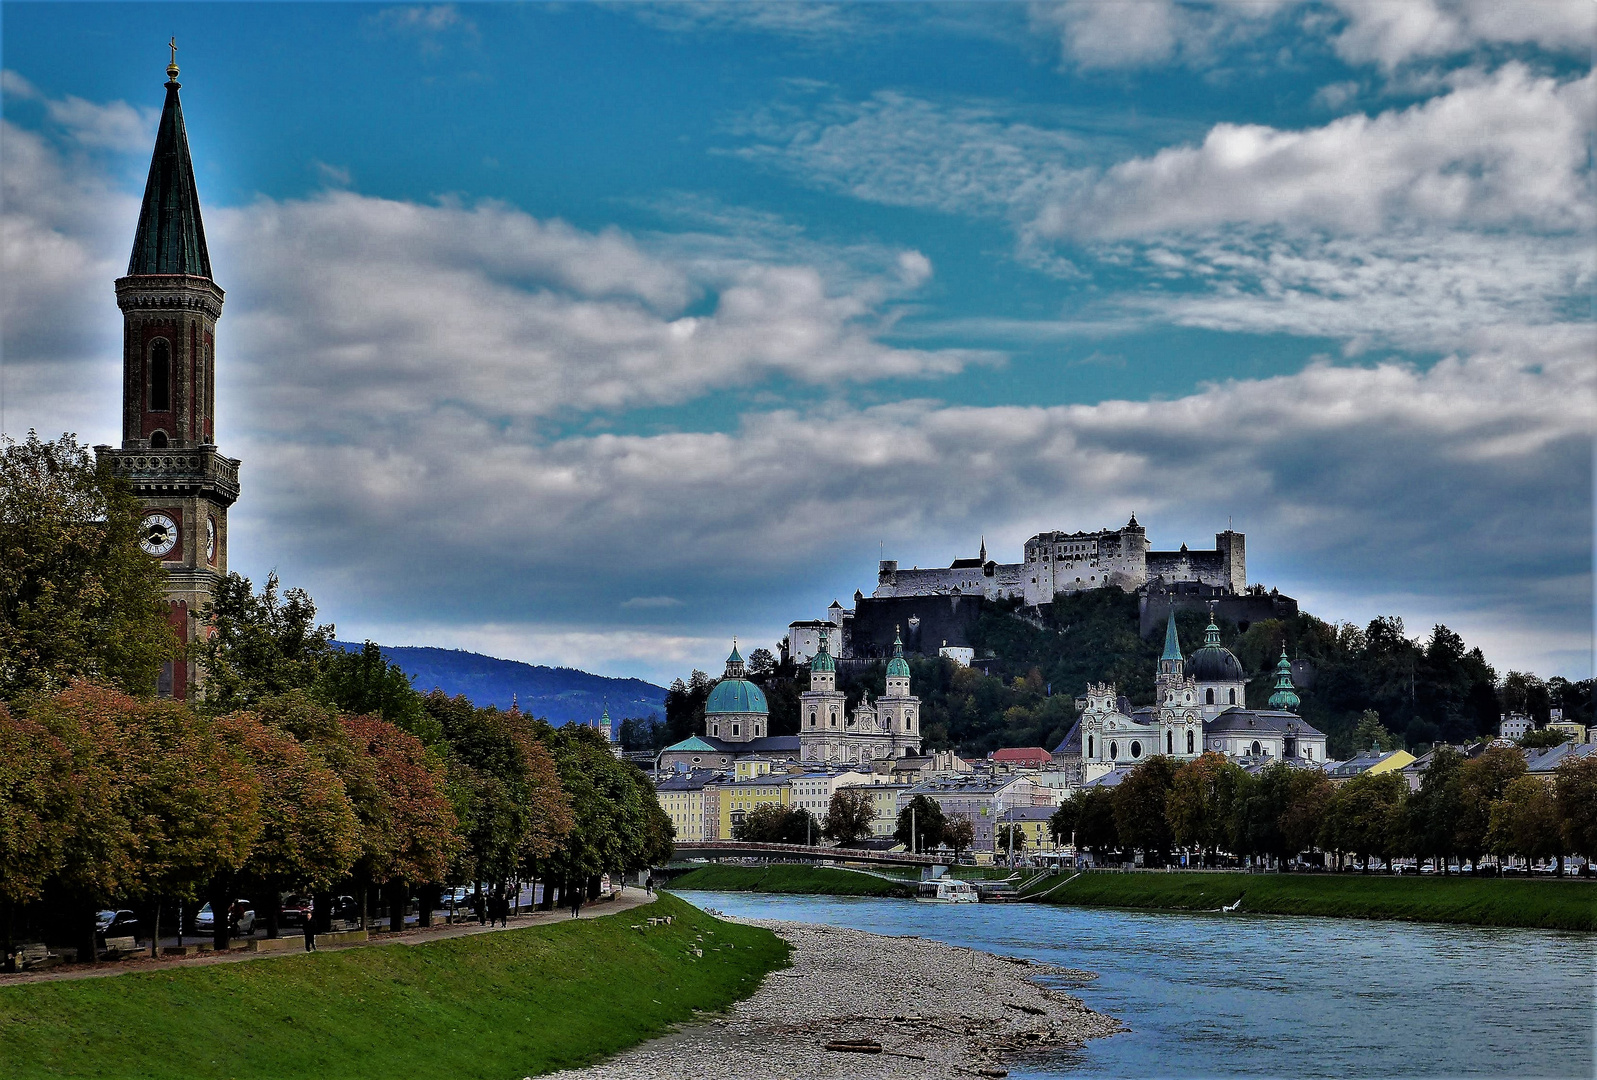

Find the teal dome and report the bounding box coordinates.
[811,636,836,674]
[706,677,768,715]
[885,631,911,678]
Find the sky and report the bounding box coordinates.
[2,1,1592,686]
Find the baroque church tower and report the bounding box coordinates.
[96,49,239,699]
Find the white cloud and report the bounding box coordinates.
[1028,0,1291,71]
[1328,0,1596,72]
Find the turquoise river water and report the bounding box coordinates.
[678,889,1595,1079]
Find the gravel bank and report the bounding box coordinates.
[546,918,1122,1079]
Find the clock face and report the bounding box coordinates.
[206,516,217,563]
[139,512,178,557]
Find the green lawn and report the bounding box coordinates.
[669,863,916,897]
[1023,870,1596,930]
[0,894,788,1080]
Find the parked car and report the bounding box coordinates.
[195,900,256,935]
[95,909,138,941]
[280,895,313,927]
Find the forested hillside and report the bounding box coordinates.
[332,642,665,727]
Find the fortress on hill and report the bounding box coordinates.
[786,516,1297,664]
[873,514,1244,605]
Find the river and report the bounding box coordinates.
[677,889,1595,1079]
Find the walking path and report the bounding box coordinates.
[1,887,658,987]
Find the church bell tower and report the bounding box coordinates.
[96,46,240,699]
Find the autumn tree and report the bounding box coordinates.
[1166,752,1245,865]
[1320,772,1407,872]
[945,817,975,862]
[1280,769,1335,863]
[0,705,71,963]
[215,713,360,937]
[822,788,875,845]
[0,433,177,697]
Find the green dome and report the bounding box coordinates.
[706,677,768,715]
[1268,648,1301,711]
[811,635,836,674]
[885,631,911,678]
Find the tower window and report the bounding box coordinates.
[1206,688,1215,705]
[1088,734,1094,758]
[1166,730,1173,754]
[1229,688,1237,704]
[1187,730,1195,754]
[1131,740,1142,758]
[149,430,169,448]
[149,340,171,412]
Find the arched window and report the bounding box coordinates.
[1088,734,1094,758]
[1186,730,1195,754]
[1251,740,1261,756]
[1130,740,1142,758]
[149,340,171,411]
[1206,688,1215,705]
[1166,730,1173,754]
[1109,741,1118,759]
[149,430,168,448]
[809,710,817,727]
[1228,688,1237,704]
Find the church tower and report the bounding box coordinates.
[876,630,921,757]
[798,634,847,761]
[96,48,239,700]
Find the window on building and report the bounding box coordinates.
[1131,741,1142,758]
[1229,688,1237,704]
[1206,688,1215,705]
[149,340,171,412]
[732,724,740,736]
[1187,730,1195,754]
[1166,730,1173,754]
[1109,741,1118,759]
[1088,734,1094,758]
[1251,740,1261,756]
[149,430,169,448]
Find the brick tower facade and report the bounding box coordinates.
[95,53,239,699]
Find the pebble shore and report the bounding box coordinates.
[546,918,1122,1079]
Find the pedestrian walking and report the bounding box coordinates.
[569,889,583,919]
[302,900,317,952]
[497,895,509,928]
[645,874,655,896]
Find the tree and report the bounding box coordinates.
[0,432,177,697]
[996,822,1026,859]
[1455,746,1528,870]
[197,572,334,715]
[822,789,875,845]
[945,818,975,862]
[732,803,785,843]
[1113,756,1178,863]
[745,648,777,676]
[894,795,946,853]
[1554,756,1597,863]
[1488,776,1564,874]
[0,703,71,965]
[215,712,360,937]
[317,642,430,739]
[1166,752,1245,865]
[1518,728,1569,749]
[1406,746,1464,872]
[1321,772,1407,872]
[1352,710,1402,753]
[1280,769,1335,863]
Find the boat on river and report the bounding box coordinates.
[916,878,980,904]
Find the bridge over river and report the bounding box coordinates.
[670,840,940,868]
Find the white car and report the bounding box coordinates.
[195,900,256,935]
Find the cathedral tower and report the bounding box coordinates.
[96,49,240,699]
[876,630,921,756]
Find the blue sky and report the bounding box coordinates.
[3,1,1592,685]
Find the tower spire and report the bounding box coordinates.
[129,48,211,278]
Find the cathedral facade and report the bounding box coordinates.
[94,54,238,700]
[798,633,922,764]
[1076,610,1325,780]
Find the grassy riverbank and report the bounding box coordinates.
[1024,871,1596,930]
[669,864,916,897]
[0,894,788,1080]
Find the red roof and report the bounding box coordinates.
[990,747,1052,764]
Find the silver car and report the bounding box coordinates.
[195,900,256,935]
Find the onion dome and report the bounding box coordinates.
[886,629,911,678]
[1187,614,1246,682]
[1268,648,1301,711]
[811,634,836,674]
[706,641,769,715]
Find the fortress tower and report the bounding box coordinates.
[96,50,240,699]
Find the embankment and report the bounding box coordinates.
[0,893,788,1080]
[1024,870,1596,930]
[668,864,916,898]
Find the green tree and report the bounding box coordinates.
[0,433,177,697]
[197,572,334,715]
[1518,728,1569,749]
[894,795,946,853]
[1280,769,1336,864]
[1488,776,1564,874]
[1554,755,1597,863]
[317,642,430,739]
[1352,710,1402,752]
[1321,772,1407,872]
[996,822,1026,859]
[1406,746,1465,872]
[1113,756,1178,863]
[822,789,875,845]
[1455,746,1528,870]
[731,803,787,843]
